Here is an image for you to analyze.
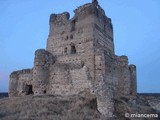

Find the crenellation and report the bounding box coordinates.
[10,71,19,78]
[116,55,129,67]
[49,12,70,26]
[74,3,93,15]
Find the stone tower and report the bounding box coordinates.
[9,0,137,117]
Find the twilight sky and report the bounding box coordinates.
[0,0,160,93]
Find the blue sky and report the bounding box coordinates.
[0,0,160,93]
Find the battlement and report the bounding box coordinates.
[34,49,55,67]
[113,55,129,67]
[49,12,70,27]
[35,49,47,54]
[35,49,52,58]
[74,3,93,14]
[74,2,105,17]
[10,71,19,78]
[10,69,33,78]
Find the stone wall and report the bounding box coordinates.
[9,0,138,117]
[129,64,137,95]
[92,52,137,116]
[9,69,33,97]
[48,63,92,95]
[33,49,55,95]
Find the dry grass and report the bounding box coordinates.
[0,94,159,120]
[0,94,106,120]
[114,95,159,120]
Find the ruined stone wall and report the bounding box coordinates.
[129,64,137,95]
[46,4,96,95]
[114,56,137,95]
[90,5,116,116]
[93,4,114,54]
[9,69,33,97]
[9,72,18,97]
[103,53,137,96]
[9,0,138,118]
[115,56,131,95]
[33,49,55,95]
[92,52,115,116]
[47,3,97,82]
[48,63,92,95]
[45,2,137,116]
[47,11,94,57]
[91,51,137,116]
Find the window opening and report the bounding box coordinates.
[64,47,67,54]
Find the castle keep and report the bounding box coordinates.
[9,0,137,116]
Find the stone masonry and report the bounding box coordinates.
[9,0,137,117]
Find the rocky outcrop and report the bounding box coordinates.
[138,93,160,112]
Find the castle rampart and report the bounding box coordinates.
[9,0,137,117]
[9,69,33,97]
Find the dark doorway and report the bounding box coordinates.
[25,85,33,95]
[44,90,46,94]
[71,45,76,54]
[64,47,67,54]
[71,19,76,31]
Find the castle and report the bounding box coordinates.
[9,0,137,116]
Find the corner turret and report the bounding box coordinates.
[33,49,55,95]
[129,64,137,95]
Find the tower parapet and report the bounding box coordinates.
[49,12,70,36]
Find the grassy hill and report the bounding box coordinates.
[0,93,159,120]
